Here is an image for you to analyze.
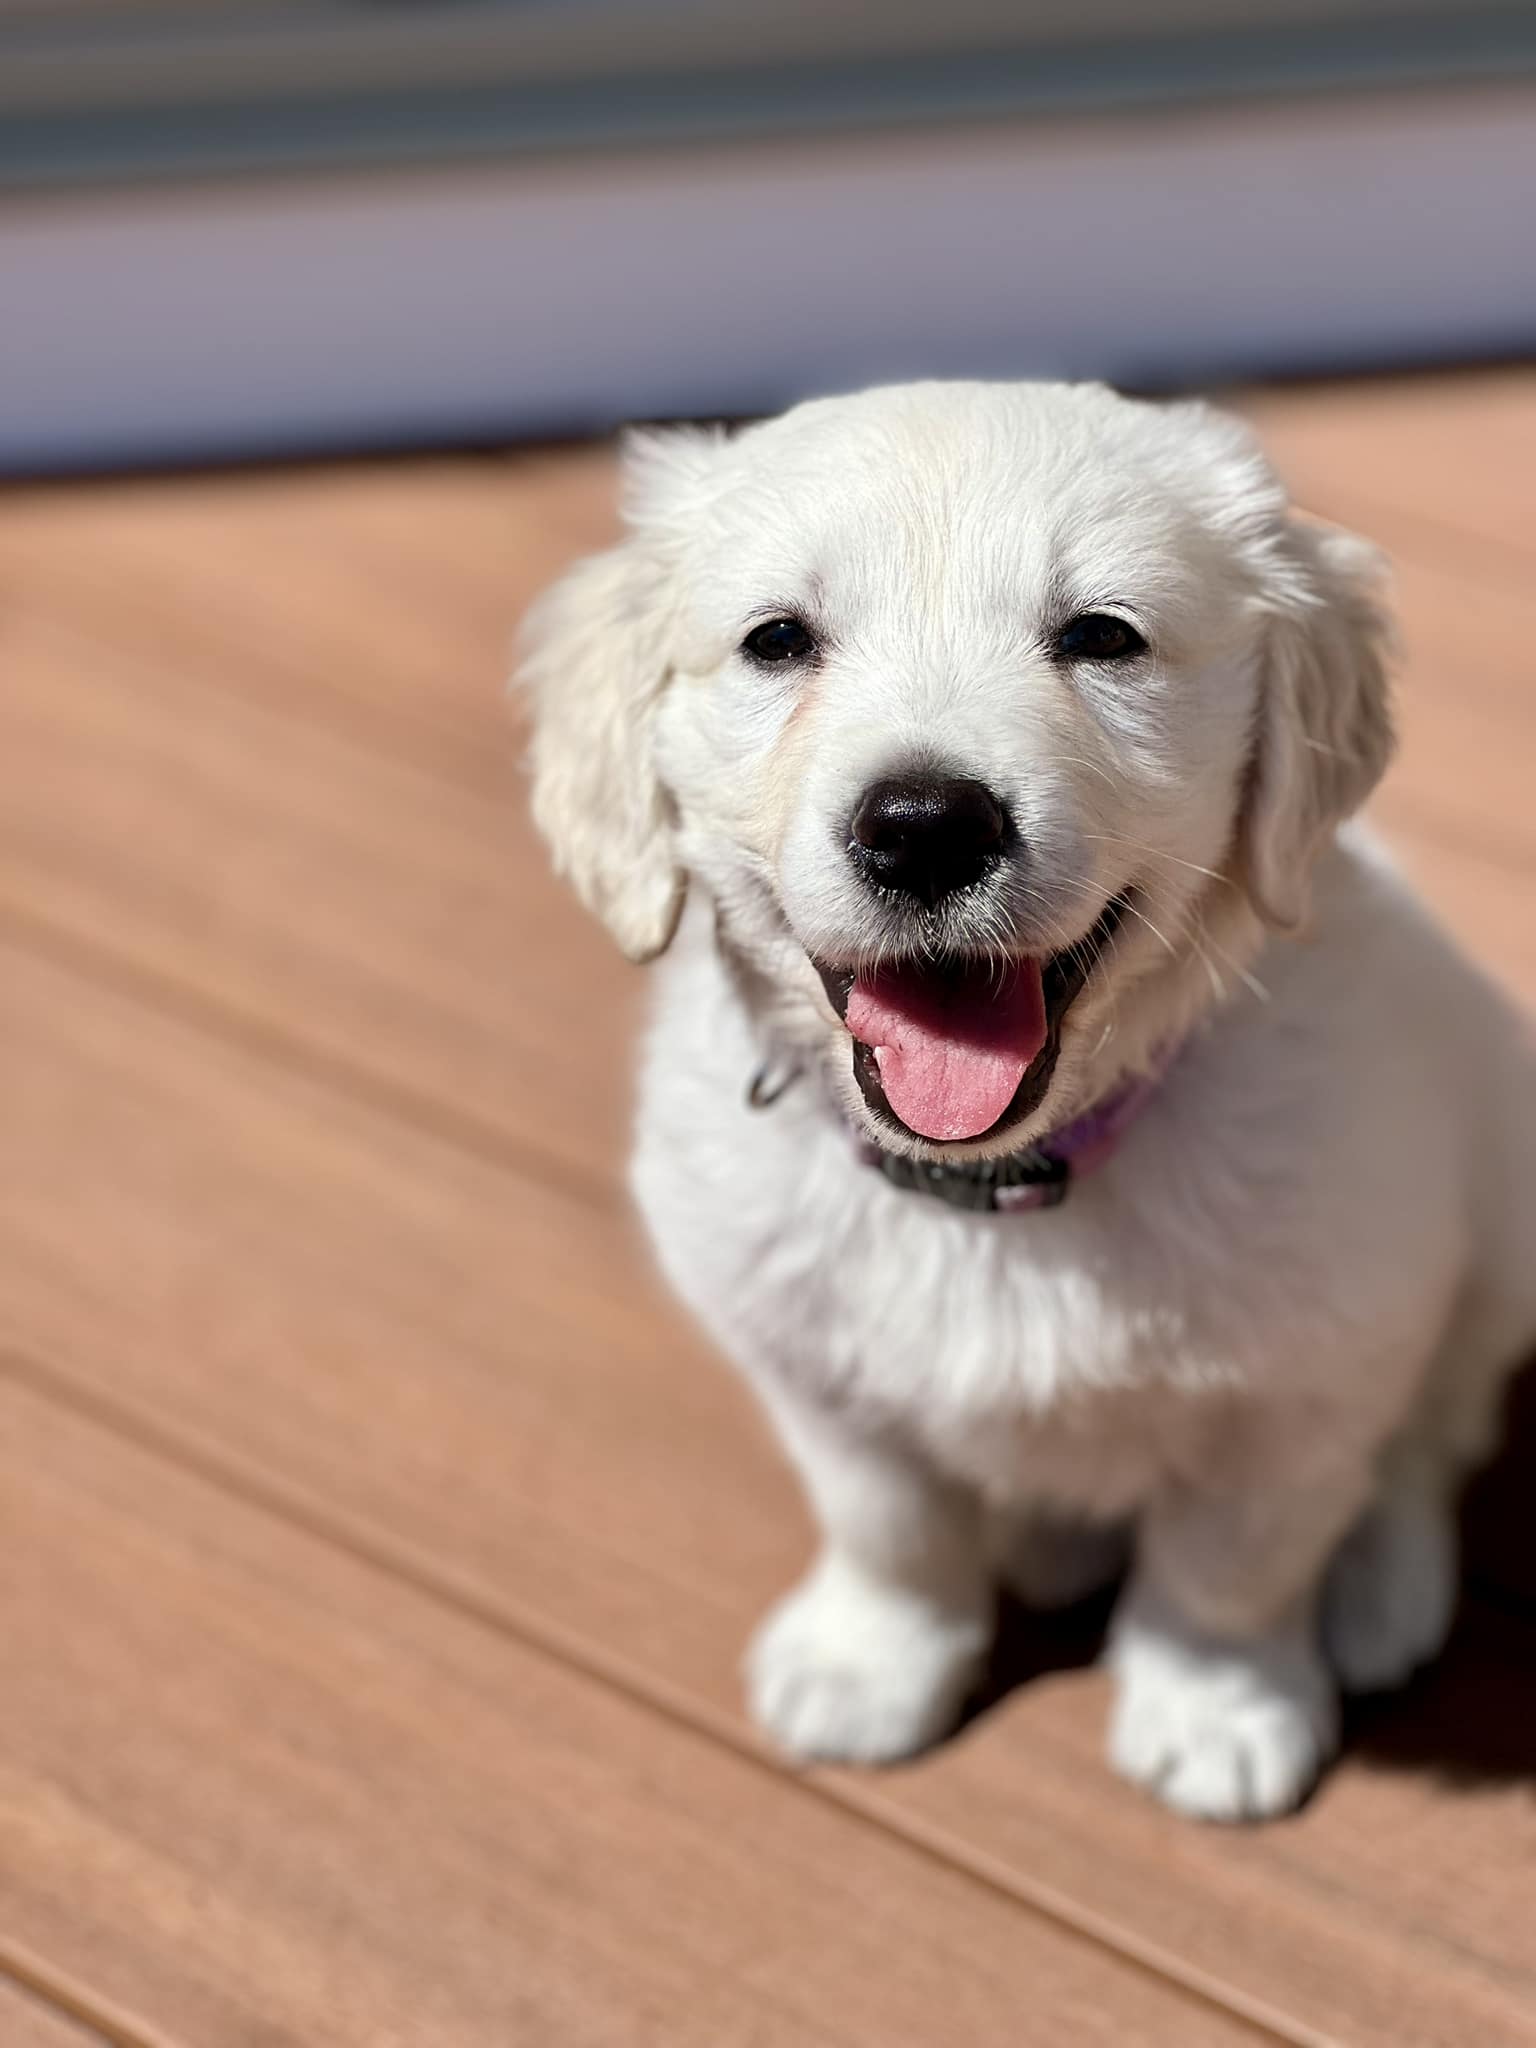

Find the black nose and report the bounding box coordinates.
[849,775,1011,907]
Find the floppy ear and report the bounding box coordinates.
[1240,519,1395,931]
[516,430,718,962]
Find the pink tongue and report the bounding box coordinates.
[845,959,1048,1142]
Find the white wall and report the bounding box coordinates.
[4,83,1534,469]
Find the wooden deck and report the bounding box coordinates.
[0,372,1532,2048]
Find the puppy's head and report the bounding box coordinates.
[518,382,1392,1160]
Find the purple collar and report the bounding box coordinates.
[852,1060,1168,1214]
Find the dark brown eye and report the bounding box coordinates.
[1056,613,1146,662]
[742,616,817,665]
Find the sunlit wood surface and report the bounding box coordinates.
[0,369,1533,2048]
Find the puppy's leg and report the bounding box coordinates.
[1323,1435,1457,1693]
[1325,1274,1532,1694]
[747,1386,992,1764]
[1109,1452,1371,1821]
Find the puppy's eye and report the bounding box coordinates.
[1056,613,1146,662]
[741,616,817,665]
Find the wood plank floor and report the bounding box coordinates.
[1,369,1533,2048]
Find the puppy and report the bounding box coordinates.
[518,381,1536,1820]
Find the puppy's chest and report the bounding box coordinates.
[804,1188,1183,1397]
[640,1102,1218,1472]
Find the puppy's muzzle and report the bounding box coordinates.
[848,774,1012,908]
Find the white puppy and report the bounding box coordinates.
[519,381,1535,1820]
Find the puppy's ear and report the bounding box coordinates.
[516,429,720,962]
[1240,519,1395,931]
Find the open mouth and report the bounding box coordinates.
[817,898,1126,1147]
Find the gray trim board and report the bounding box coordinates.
[3,0,1536,191]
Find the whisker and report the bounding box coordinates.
[1080,832,1231,886]
[1058,753,1124,797]
[1187,931,1228,1002]
[1198,927,1270,1002]
[1117,895,1181,964]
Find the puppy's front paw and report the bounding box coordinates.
[1108,1604,1338,1822]
[746,1557,989,1765]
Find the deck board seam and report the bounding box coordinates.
[0,551,518,804]
[0,1938,178,2048]
[0,893,620,1217]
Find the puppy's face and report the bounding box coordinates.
[522,383,1391,1160]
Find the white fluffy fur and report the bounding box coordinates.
[519,382,1536,1821]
